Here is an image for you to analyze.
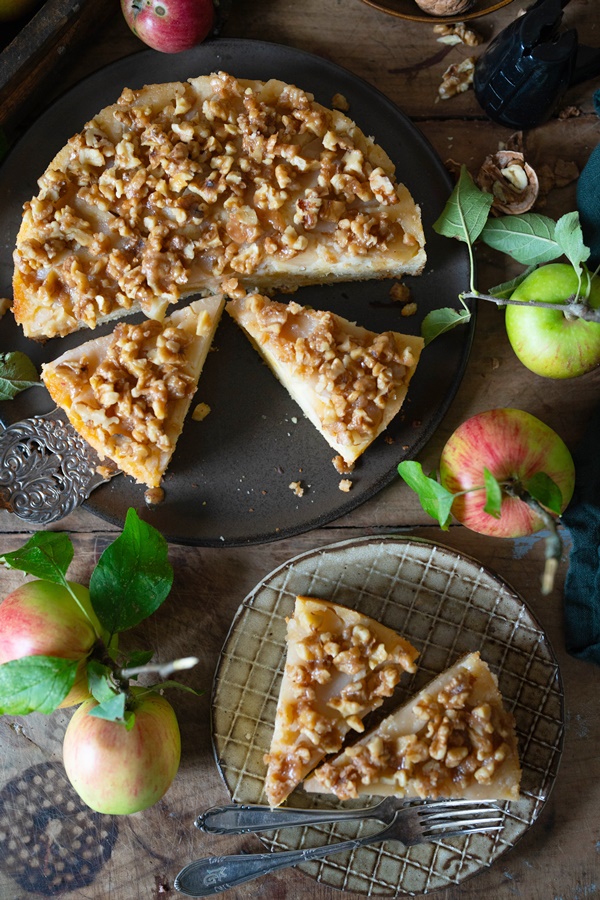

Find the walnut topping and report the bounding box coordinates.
[289,480,304,497]
[313,666,518,801]
[433,22,482,46]
[15,71,424,340]
[55,318,196,463]
[237,295,416,451]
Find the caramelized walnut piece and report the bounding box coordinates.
[438,58,476,101]
[476,151,539,215]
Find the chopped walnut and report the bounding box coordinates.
[339,478,353,492]
[558,105,582,119]
[289,480,304,497]
[332,454,355,475]
[438,58,476,101]
[400,302,418,317]
[433,23,482,46]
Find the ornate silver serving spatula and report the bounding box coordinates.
[0,409,119,524]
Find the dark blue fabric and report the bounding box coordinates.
[562,403,600,664]
[577,89,600,267]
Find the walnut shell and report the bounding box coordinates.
[475,151,539,215]
[414,0,475,15]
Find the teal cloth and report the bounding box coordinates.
[576,89,600,266]
[564,127,600,664]
[562,403,600,664]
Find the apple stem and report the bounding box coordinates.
[505,485,563,595]
[117,656,199,680]
[461,291,600,323]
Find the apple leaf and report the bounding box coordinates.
[483,468,502,518]
[122,649,154,671]
[87,691,127,724]
[89,508,173,637]
[554,211,590,279]
[526,472,563,516]
[397,461,455,529]
[0,531,73,584]
[433,165,494,245]
[87,659,120,704]
[421,307,472,345]
[488,266,538,299]
[0,656,79,715]
[0,351,40,401]
[481,213,562,265]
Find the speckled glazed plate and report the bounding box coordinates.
[212,536,564,896]
[0,39,473,546]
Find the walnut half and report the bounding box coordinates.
[476,151,539,215]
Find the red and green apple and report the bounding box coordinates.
[120,0,214,53]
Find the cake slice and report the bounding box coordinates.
[13,71,425,340]
[41,295,224,488]
[227,293,424,466]
[304,651,521,802]
[264,596,419,807]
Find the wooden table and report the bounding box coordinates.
[1,2,600,898]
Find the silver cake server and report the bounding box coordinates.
[0,409,119,524]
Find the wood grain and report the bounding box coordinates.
[1,1,600,898]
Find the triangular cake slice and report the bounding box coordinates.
[41,295,224,487]
[304,651,521,802]
[264,596,419,807]
[227,293,424,466]
[13,71,425,340]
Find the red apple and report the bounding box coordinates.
[0,581,103,707]
[120,0,214,53]
[63,688,181,814]
[505,263,600,378]
[439,408,575,538]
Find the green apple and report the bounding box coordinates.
[505,263,600,378]
[0,0,41,22]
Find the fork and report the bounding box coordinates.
[174,801,504,896]
[196,795,413,834]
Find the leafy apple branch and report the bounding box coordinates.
[0,509,202,724]
[422,166,600,345]
[397,460,564,595]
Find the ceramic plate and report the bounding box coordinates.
[212,536,564,896]
[360,0,514,25]
[0,39,473,546]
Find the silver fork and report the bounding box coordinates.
[175,801,504,896]
[196,795,412,834]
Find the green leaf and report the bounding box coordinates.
[0,532,73,584]
[397,461,455,529]
[0,656,79,714]
[87,659,119,704]
[122,649,154,673]
[421,307,471,345]
[554,211,590,279]
[89,508,173,636]
[483,468,502,518]
[481,213,561,265]
[433,166,494,244]
[0,351,40,401]
[526,472,563,516]
[488,265,538,299]
[88,691,127,723]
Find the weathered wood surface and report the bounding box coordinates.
[1,2,600,899]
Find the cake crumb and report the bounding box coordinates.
[389,282,411,303]
[289,481,304,497]
[0,298,11,319]
[331,92,349,111]
[192,402,211,421]
[339,478,353,492]
[400,302,418,317]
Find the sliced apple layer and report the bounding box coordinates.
[14,71,426,340]
[264,596,419,808]
[41,295,224,488]
[304,651,521,802]
[227,293,424,466]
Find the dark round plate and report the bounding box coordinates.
[0,38,473,546]
[360,0,514,24]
